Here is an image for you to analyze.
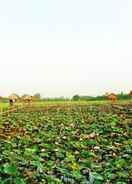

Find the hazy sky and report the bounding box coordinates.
[0,0,132,97]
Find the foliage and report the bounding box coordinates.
[72,95,80,101]
[33,93,41,100]
[0,105,131,183]
[72,93,132,101]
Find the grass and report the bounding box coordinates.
[0,103,9,110]
[0,99,132,111]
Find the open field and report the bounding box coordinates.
[0,103,9,110]
[0,99,132,110]
[0,104,131,183]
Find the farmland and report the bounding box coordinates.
[0,99,132,110]
[0,103,132,183]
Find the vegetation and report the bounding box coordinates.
[0,99,132,111]
[72,92,132,101]
[0,105,131,183]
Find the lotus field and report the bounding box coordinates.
[0,104,132,183]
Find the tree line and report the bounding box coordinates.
[1,91,132,102]
[72,92,132,101]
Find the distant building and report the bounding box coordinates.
[8,94,19,106]
[22,95,33,105]
[129,90,132,97]
[107,93,117,102]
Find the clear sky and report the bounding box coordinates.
[0,0,132,97]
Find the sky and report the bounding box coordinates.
[0,0,132,97]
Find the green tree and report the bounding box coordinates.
[72,95,80,101]
[33,93,41,100]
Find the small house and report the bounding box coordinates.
[107,93,117,102]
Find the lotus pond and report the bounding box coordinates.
[0,105,132,184]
